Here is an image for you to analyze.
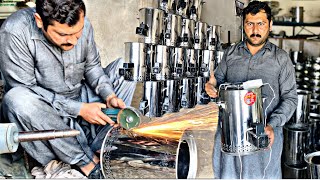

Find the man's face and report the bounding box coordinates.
[244,10,272,47]
[40,12,84,51]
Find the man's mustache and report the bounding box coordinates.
[250,34,261,38]
[62,43,73,47]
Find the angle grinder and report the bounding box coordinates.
[101,106,142,130]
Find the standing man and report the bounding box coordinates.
[205,1,297,179]
[0,0,135,178]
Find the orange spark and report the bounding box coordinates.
[131,103,219,140]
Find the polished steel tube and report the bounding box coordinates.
[283,123,309,165]
[288,89,311,124]
[181,78,197,108]
[305,151,320,179]
[122,42,147,82]
[137,8,164,44]
[163,80,182,113]
[18,129,80,142]
[159,0,175,13]
[200,50,215,77]
[169,47,184,80]
[164,13,182,47]
[139,81,164,117]
[180,19,195,48]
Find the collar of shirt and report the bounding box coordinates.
[28,8,48,42]
[31,26,47,41]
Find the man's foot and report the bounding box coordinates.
[87,163,103,179]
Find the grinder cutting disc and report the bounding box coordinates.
[117,107,141,130]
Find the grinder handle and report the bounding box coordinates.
[101,108,120,123]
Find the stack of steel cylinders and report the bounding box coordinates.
[119,0,223,118]
[282,89,311,179]
[282,55,320,179]
[295,56,320,112]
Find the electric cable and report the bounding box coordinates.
[238,152,242,179]
[262,83,275,179]
[263,146,273,179]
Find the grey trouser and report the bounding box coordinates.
[0,58,136,167]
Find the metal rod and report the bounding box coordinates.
[17,129,80,142]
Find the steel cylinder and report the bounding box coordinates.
[310,113,320,151]
[137,8,164,44]
[121,42,147,81]
[181,78,197,108]
[159,0,175,13]
[164,13,182,47]
[200,50,215,77]
[219,85,265,155]
[152,45,170,80]
[194,49,202,76]
[207,25,221,51]
[194,22,206,50]
[184,49,197,78]
[139,81,164,117]
[291,6,304,23]
[288,89,311,124]
[282,162,309,179]
[175,0,189,18]
[305,151,320,179]
[283,123,310,166]
[196,77,210,105]
[162,80,182,113]
[169,47,184,80]
[189,0,204,21]
[100,127,215,179]
[310,99,320,114]
[180,19,195,48]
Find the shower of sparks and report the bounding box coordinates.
[131,103,219,141]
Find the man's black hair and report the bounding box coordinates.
[36,0,86,31]
[242,1,272,23]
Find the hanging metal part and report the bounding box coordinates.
[99,126,215,179]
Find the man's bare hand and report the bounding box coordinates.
[265,125,275,148]
[106,93,126,109]
[79,102,115,125]
[205,73,218,98]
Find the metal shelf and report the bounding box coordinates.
[273,21,320,27]
[273,21,320,36]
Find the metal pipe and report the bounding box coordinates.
[17,129,80,142]
[0,123,80,154]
